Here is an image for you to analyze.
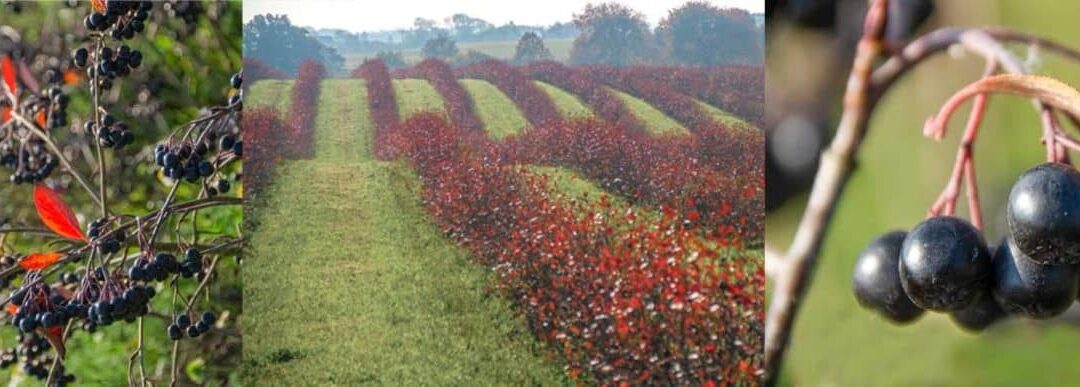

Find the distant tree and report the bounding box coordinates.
[422,34,459,59]
[453,50,496,66]
[243,14,344,74]
[659,2,762,65]
[568,3,657,66]
[376,50,408,69]
[448,13,494,40]
[513,32,553,64]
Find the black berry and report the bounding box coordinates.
[852,231,924,323]
[1006,162,1080,264]
[899,216,992,311]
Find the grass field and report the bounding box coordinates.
[459,78,530,138]
[243,79,568,385]
[343,39,575,70]
[245,64,758,383]
[247,80,294,117]
[391,79,446,118]
[766,1,1080,385]
[605,86,688,135]
[533,81,593,119]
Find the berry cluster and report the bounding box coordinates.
[0,333,74,384]
[167,310,215,340]
[83,1,151,40]
[853,162,1080,330]
[84,113,134,150]
[88,217,126,255]
[129,248,203,282]
[73,44,144,93]
[0,138,58,184]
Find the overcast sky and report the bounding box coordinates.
[244,0,763,33]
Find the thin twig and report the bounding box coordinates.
[763,1,890,383]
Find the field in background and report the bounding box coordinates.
[244,61,761,383]
[343,39,575,70]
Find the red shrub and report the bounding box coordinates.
[354,59,399,159]
[524,61,645,132]
[285,59,325,159]
[617,66,764,128]
[456,60,561,127]
[502,118,763,243]
[586,65,732,133]
[393,59,484,131]
[381,113,763,385]
[241,107,285,195]
[243,57,288,88]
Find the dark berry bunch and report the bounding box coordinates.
[83,1,152,40]
[87,217,125,255]
[153,71,242,186]
[0,332,74,384]
[0,137,58,184]
[129,248,203,282]
[0,1,242,383]
[853,162,1080,331]
[84,112,134,150]
[163,1,203,26]
[167,310,215,340]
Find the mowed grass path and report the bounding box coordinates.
[246,80,294,118]
[244,79,568,385]
[460,79,530,139]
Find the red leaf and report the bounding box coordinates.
[20,252,63,270]
[35,110,46,128]
[4,304,16,315]
[0,107,8,124]
[40,325,66,359]
[33,185,86,241]
[90,0,106,13]
[0,55,15,96]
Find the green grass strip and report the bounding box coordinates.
[392,79,446,120]
[247,80,294,118]
[604,86,688,136]
[532,81,593,119]
[459,79,530,139]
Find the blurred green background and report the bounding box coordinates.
[0,1,241,385]
[767,1,1080,385]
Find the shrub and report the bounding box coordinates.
[285,59,326,159]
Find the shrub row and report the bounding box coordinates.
[285,59,325,159]
[353,59,399,159]
[501,118,764,244]
[242,57,288,88]
[240,107,285,196]
[585,65,735,133]
[393,59,484,131]
[617,66,764,128]
[382,113,763,385]
[524,61,645,133]
[455,60,562,127]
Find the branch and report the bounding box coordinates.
[765,18,1080,387]
[763,1,890,382]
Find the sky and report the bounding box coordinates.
[243,0,763,33]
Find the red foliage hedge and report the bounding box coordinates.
[353,59,399,159]
[393,59,484,131]
[502,118,764,244]
[455,60,562,127]
[242,57,288,88]
[381,113,763,384]
[285,59,325,159]
[585,65,730,133]
[241,107,285,195]
[524,61,646,133]
[616,66,764,128]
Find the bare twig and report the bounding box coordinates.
[763,1,890,383]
